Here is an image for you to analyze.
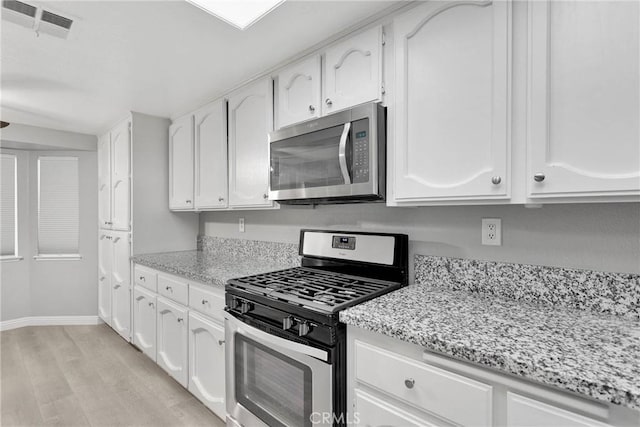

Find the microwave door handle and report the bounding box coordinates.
[338,122,352,185]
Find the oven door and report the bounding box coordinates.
[225,313,333,427]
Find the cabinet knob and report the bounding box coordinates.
[177,317,184,323]
[148,302,154,308]
[218,197,225,202]
[166,286,172,292]
[534,173,546,182]
[491,176,502,185]
[186,200,192,204]
[309,105,315,113]
[404,378,415,389]
[139,276,145,282]
[325,98,333,107]
[218,339,225,346]
[263,193,269,200]
[201,299,208,305]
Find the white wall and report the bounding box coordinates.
[201,203,640,275]
[0,123,96,151]
[0,149,98,322]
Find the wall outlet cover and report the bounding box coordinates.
[482,218,502,246]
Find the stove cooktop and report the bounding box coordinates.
[227,267,402,314]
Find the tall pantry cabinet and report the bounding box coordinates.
[98,112,198,342]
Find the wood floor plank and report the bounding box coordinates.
[1,325,224,427]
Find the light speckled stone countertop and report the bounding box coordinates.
[340,283,640,410]
[131,250,298,287]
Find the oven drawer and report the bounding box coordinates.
[189,285,224,321]
[157,273,188,305]
[134,265,157,292]
[354,340,493,426]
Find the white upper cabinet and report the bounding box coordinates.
[528,0,640,199]
[323,25,383,114]
[194,100,228,209]
[228,77,274,208]
[169,115,195,210]
[392,0,511,203]
[97,134,111,228]
[110,119,131,230]
[275,55,322,129]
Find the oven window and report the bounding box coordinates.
[235,334,312,427]
[270,124,348,191]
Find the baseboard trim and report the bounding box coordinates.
[0,315,103,331]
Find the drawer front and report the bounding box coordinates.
[134,265,157,292]
[355,340,493,426]
[157,274,188,305]
[189,285,225,321]
[506,393,610,427]
[355,388,442,427]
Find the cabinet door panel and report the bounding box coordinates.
[157,297,188,387]
[324,26,382,114]
[188,312,225,419]
[97,134,111,228]
[98,232,112,326]
[111,231,130,341]
[228,78,273,208]
[169,115,195,210]
[528,0,640,197]
[133,286,156,362]
[506,393,609,427]
[111,119,131,230]
[195,100,228,209]
[393,1,510,201]
[276,55,321,128]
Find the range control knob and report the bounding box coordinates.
[298,321,311,337]
[282,316,294,330]
[239,301,253,314]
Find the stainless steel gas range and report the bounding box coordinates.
[224,229,409,427]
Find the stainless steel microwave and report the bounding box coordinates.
[269,102,386,205]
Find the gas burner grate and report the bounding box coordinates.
[228,267,400,313]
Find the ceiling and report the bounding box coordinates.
[1,0,398,136]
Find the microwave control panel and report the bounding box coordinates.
[352,118,370,183]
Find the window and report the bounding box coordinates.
[1,154,18,258]
[37,156,80,257]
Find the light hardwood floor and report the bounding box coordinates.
[1,324,225,426]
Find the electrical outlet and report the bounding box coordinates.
[239,218,245,233]
[482,218,502,246]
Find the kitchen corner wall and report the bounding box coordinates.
[200,202,640,276]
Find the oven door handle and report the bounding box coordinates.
[338,122,351,185]
[226,313,329,362]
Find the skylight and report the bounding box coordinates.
[186,0,285,30]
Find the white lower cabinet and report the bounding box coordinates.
[133,286,157,362]
[506,393,610,427]
[99,229,131,341]
[188,311,225,419]
[355,388,441,427]
[157,296,189,387]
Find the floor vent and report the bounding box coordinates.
[2,0,73,39]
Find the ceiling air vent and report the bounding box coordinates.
[2,0,37,28]
[38,9,73,38]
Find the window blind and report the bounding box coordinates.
[1,154,17,257]
[37,156,79,255]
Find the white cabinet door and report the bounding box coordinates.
[323,25,382,114]
[275,55,321,128]
[528,0,640,198]
[355,389,441,427]
[169,115,195,210]
[157,297,188,387]
[110,230,131,341]
[188,312,225,419]
[110,119,131,230]
[506,393,610,427]
[97,232,112,326]
[97,133,111,229]
[393,1,510,202]
[133,286,157,362]
[228,78,274,208]
[194,100,228,210]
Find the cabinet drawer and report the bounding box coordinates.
[134,265,157,292]
[189,285,225,321]
[506,392,610,427]
[355,340,493,426]
[355,388,441,427]
[157,274,188,305]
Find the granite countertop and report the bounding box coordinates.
[340,283,640,410]
[131,250,297,287]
